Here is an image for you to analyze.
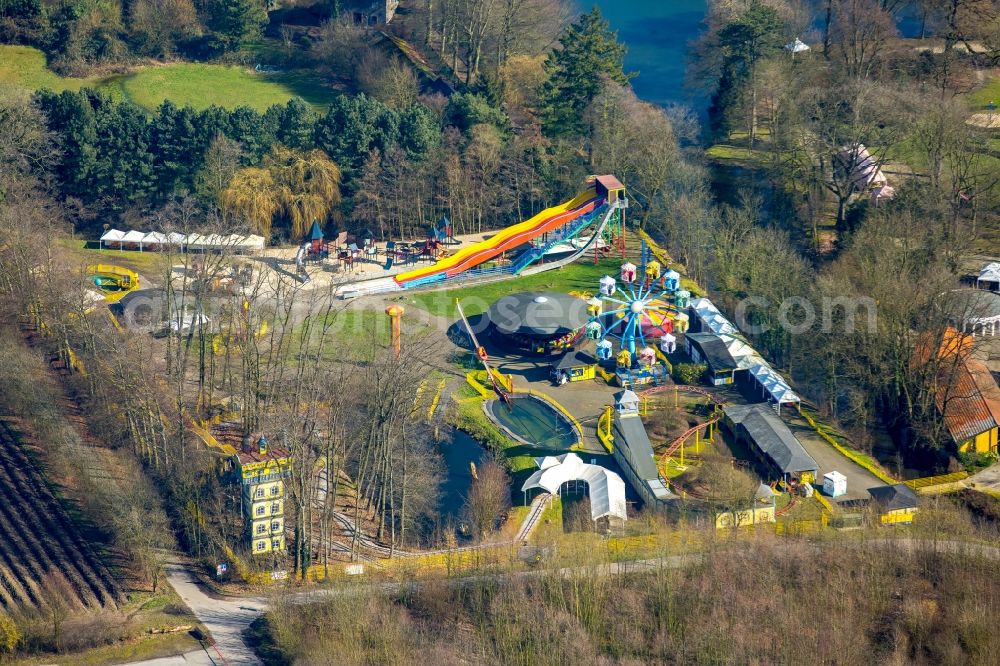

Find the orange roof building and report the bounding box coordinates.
[923,328,1000,454]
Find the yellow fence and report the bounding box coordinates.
[800,409,897,484]
[904,471,968,490]
[596,407,614,453]
[813,492,834,513]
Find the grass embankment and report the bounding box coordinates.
[403,258,627,318]
[0,45,336,112]
[966,72,1000,111]
[58,239,172,278]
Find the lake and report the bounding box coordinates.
[585,0,708,107]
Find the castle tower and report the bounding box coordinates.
[234,434,291,556]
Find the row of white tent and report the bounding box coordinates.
[690,297,801,409]
[99,229,266,253]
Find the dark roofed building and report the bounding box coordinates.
[550,348,598,383]
[488,291,589,355]
[723,404,818,483]
[610,390,673,508]
[685,332,738,385]
[868,484,918,524]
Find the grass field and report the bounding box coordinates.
[402,258,627,318]
[966,72,1000,111]
[0,45,336,112]
[57,240,172,279]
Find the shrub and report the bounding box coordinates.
[672,363,706,386]
[0,613,20,654]
[958,451,997,474]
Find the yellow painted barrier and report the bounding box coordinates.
[637,229,673,266]
[800,409,896,484]
[427,378,446,420]
[189,419,236,456]
[904,471,968,489]
[465,370,493,398]
[814,492,834,513]
[596,365,616,382]
[596,406,614,453]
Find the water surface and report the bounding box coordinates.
[586,0,708,107]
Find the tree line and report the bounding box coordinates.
[1,0,268,73]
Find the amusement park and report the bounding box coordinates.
[51,174,937,587]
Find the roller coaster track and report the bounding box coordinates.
[639,385,727,478]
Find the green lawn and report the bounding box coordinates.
[0,45,105,92]
[966,72,1000,111]
[57,239,172,278]
[0,45,337,112]
[402,258,627,318]
[120,63,337,112]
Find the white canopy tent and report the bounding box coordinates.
[977,262,1000,291]
[121,230,147,249]
[691,297,738,335]
[140,231,168,249]
[840,143,887,189]
[99,229,126,249]
[97,229,263,254]
[521,453,627,523]
[748,363,801,411]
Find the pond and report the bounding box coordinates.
[437,429,487,519]
[487,395,579,450]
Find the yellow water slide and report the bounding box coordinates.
[394,188,600,286]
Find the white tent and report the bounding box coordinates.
[977,262,1000,290]
[521,453,627,523]
[692,297,739,335]
[229,234,266,253]
[185,233,208,251]
[748,363,801,410]
[100,229,126,249]
[871,185,896,205]
[785,38,810,53]
[840,143,887,189]
[140,231,168,249]
[121,230,147,250]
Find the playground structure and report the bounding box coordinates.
[86,264,139,302]
[586,241,689,388]
[393,175,627,289]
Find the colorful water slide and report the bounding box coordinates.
[394,189,603,287]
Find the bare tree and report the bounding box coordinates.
[464,458,511,539]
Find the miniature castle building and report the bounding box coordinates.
[615,389,640,415]
[663,269,681,292]
[233,434,291,556]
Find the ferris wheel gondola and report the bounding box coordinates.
[587,259,690,384]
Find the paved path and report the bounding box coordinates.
[784,414,888,503]
[968,465,1000,494]
[141,563,267,666]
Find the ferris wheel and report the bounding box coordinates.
[585,260,689,370]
